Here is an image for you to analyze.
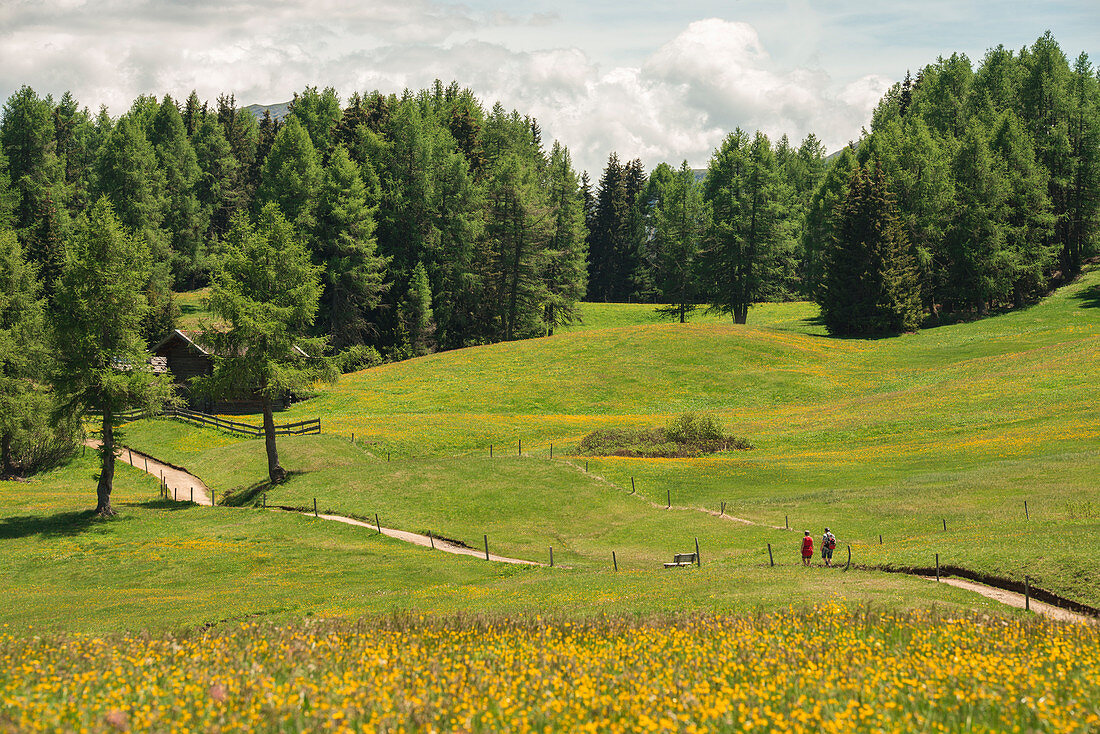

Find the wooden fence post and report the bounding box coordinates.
[262,493,266,508]
[550,442,553,458]
[767,543,774,567]
[428,531,435,550]
[943,518,947,531]
[613,551,618,571]
[667,490,671,509]
[1025,575,1031,611]
[845,545,851,571]
[376,513,381,534]
[313,498,318,517]
[935,553,940,581]
[518,439,521,456]
[484,534,490,561]
[721,501,725,516]
[785,515,789,530]
[190,487,193,503]
[694,537,700,567]
[879,534,882,545]
[549,546,554,567]
[490,443,493,458]
[585,461,588,472]
[1024,501,1029,520]
[211,490,215,506]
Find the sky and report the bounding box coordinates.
[1,0,1097,175]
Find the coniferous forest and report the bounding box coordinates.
[0,33,1097,473]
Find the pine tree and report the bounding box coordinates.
[195,204,330,484]
[0,226,47,475]
[314,144,390,349]
[0,149,17,229]
[52,199,175,515]
[256,116,323,237]
[587,153,626,301]
[703,130,783,323]
[216,94,259,210]
[288,87,342,161]
[1020,33,1076,277]
[946,126,1010,312]
[484,150,552,340]
[542,142,588,334]
[990,111,1057,305]
[150,97,206,288]
[94,114,177,342]
[193,116,241,242]
[182,91,204,137]
[819,162,921,335]
[652,161,705,322]
[52,91,96,216]
[1,86,69,289]
[398,261,435,356]
[1066,53,1100,271]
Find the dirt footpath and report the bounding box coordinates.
[85,440,212,506]
[924,576,1095,624]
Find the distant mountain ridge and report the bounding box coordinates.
[244,101,291,120]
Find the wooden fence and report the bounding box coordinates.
[110,407,321,437]
[163,408,321,437]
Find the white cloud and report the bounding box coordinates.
[0,6,890,175]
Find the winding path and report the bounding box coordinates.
[92,439,541,566]
[564,458,1097,624]
[94,441,1095,619]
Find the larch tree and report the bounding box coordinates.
[195,204,331,484]
[0,86,69,294]
[704,130,783,324]
[314,144,389,349]
[52,198,174,515]
[193,115,242,243]
[94,114,177,342]
[150,97,206,288]
[652,160,705,323]
[0,225,47,476]
[541,142,588,335]
[257,116,323,240]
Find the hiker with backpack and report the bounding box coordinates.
[822,527,837,567]
[801,531,813,566]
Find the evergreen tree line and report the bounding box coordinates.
[586,33,1099,335]
[583,131,826,322]
[813,33,1100,334]
[0,80,590,362]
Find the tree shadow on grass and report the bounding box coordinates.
[220,470,307,507]
[1073,283,1100,309]
[128,498,202,511]
[0,510,121,540]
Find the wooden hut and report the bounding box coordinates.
[151,329,292,414]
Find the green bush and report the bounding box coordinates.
[575,413,751,458]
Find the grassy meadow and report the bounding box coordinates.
[2,267,1098,732]
[116,265,1100,608]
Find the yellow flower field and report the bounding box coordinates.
[3,605,1098,733]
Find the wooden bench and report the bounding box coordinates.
[663,552,698,568]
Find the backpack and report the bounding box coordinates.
[825,534,836,550]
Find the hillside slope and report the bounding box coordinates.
[122,266,1100,608]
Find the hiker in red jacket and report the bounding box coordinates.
[801,531,814,566]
